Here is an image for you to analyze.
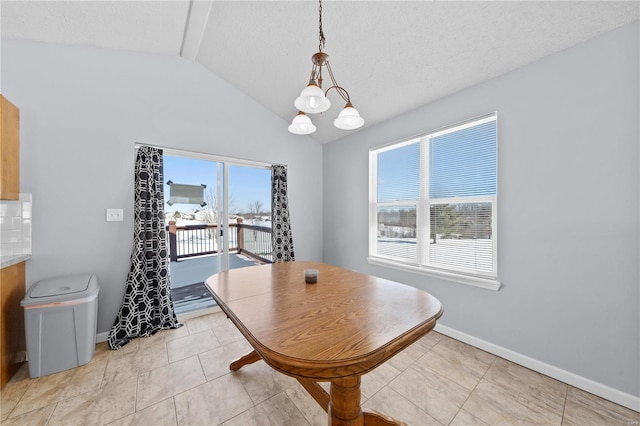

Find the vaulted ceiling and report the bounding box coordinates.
[2,1,638,143]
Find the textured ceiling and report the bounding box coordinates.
[2,1,639,144]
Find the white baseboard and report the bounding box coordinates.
[96,331,108,344]
[434,324,640,412]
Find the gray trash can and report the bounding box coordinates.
[21,274,99,378]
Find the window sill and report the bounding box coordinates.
[367,257,502,291]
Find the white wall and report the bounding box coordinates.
[323,22,639,402]
[2,40,323,335]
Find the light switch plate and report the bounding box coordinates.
[106,208,124,222]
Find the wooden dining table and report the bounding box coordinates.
[205,261,443,426]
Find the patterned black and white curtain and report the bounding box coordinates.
[108,146,181,350]
[271,165,295,262]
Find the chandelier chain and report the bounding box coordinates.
[318,0,325,52]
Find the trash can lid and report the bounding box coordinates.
[30,275,93,298]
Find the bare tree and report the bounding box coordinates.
[248,200,264,220]
[199,189,218,224]
[200,188,238,224]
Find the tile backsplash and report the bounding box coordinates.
[0,193,32,257]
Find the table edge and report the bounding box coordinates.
[208,283,443,380]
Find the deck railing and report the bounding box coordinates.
[167,219,272,263]
[237,222,274,263]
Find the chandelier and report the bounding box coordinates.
[288,0,365,135]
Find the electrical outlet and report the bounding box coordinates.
[106,208,124,222]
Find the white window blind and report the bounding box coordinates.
[370,114,498,284]
[429,120,497,198]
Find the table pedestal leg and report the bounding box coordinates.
[229,350,261,371]
[327,377,406,426]
[328,377,364,426]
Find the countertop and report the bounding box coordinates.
[0,254,30,269]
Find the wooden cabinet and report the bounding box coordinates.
[0,95,20,200]
[0,262,27,388]
[0,95,25,388]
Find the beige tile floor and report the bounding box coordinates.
[1,311,638,426]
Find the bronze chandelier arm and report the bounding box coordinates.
[323,61,351,103]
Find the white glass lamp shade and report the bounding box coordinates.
[288,112,317,135]
[334,104,364,130]
[294,83,331,114]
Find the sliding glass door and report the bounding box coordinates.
[162,151,271,315]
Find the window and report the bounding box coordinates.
[369,113,498,289]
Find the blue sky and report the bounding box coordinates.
[163,155,271,214]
